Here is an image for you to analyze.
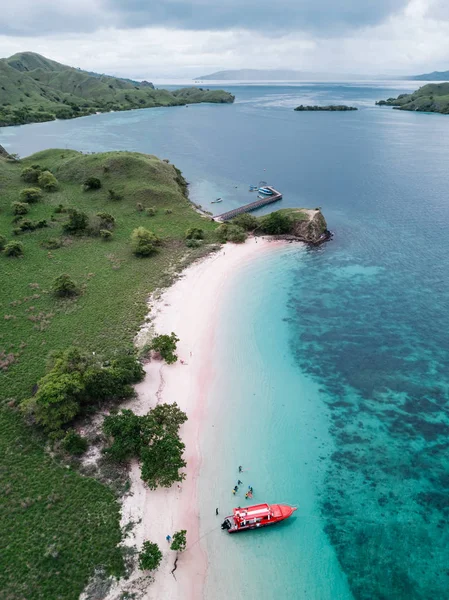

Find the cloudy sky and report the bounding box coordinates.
[0,0,448,78]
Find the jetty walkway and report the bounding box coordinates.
[214,187,283,222]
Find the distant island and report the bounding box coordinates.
[376,83,449,114]
[0,52,235,127]
[294,105,358,112]
[407,70,449,81]
[195,69,369,81]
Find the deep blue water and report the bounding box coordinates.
[2,82,449,599]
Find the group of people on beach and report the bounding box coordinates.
[215,466,255,516]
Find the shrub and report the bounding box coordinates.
[185,227,204,240]
[150,333,179,364]
[0,235,6,251]
[138,541,162,571]
[12,201,30,215]
[4,241,24,257]
[232,213,259,231]
[54,204,67,214]
[41,238,63,250]
[83,176,102,190]
[140,432,186,489]
[108,189,123,201]
[136,203,144,212]
[170,530,187,553]
[20,188,43,203]
[38,171,59,192]
[259,211,292,235]
[96,212,115,230]
[165,209,173,215]
[63,209,88,234]
[53,274,79,298]
[99,229,113,240]
[185,239,202,248]
[146,207,157,217]
[62,430,88,456]
[131,227,160,257]
[20,165,42,183]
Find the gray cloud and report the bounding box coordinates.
[0,0,410,37]
[108,0,409,33]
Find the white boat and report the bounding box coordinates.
[211,198,223,204]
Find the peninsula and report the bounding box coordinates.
[294,105,358,111]
[0,52,234,127]
[376,83,449,114]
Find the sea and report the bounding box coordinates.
[2,81,449,600]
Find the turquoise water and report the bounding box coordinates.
[3,82,449,598]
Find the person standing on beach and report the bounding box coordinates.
[166,535,172,543]
[216,508,219,516]
[238,465,243,473]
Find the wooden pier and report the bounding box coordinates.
[214,187,283,222]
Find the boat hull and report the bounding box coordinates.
[222,503,297,533]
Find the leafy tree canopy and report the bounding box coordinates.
[138,541,162,571]
[150,332,179,364]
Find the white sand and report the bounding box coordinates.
[105,237,284,600]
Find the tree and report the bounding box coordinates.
[38,171,59,192]
[138,541,162,571]
[96,212,115,230]
[260,211,292,235]
[21,165,42,183]
[150,333,179,364]
[216,223,247,243]
[170,530,187,553]
[131,227,160,257]
[83,176,102,190]
[185,227,204,240]
[4,241,24,257]
[140,432,186,489]
[103,409,143,462]
[142,403,187,439]
[53,274,79,298]
[231,213,259,231]
[12,201,30,215]
[63,209,88,234]
[20,187,43,203]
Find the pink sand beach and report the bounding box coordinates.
[104,237,285,600]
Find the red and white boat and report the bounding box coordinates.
[221,503,297,533]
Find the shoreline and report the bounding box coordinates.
[105,236,287,600]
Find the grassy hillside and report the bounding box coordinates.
[376,83,449,114]
[0,51,235,126]
[0,149,219,599]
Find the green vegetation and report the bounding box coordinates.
[170,530,187,552]
[0,51,235,127]
[61,429,89,456]
[259,210,293,234]
[0,148,219,599]
[231,213,259,231]
[20,187,43,203]
[149,332,179,364]
[83,176,102,190]
[294,105,358,111]
[138,541,162,571]
[131,226,160,256]
[217,223,247,243]
[38,171,59,191]
[52,274,79,298]
[376,83,449,114]
[21,347,143,432]
[103,403,188,489]
[185,227,204,240]
[4,240,24,256]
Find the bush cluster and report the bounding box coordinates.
[149,333,179,364]
[103,403,187,489]
[63,209,89,234]
[185,227,204,240]
[3,241,24,257]
[217,223,247,243]
[61,430,89,456]
[38,171,59,192]
[11,202,30,215]
[21,347,145,432]
[20,188,43,203]
[13,218,48,234]
[231,213,259,231]
[259,211,293,235]
[83,177,102,191]
[53,274,79,298]
[131,227,160,257]
[20,164,43,183]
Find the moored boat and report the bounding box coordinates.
[211,197,223,203]
[221,503,297,533]
[258,187,274,195]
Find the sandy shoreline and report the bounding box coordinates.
[104,237,286,600]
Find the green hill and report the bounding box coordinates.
[0,52,235,127]
[376,83,449,114]
[0,148,219,599]
[409,70,449,81]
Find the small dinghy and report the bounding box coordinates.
[211,198,223,204]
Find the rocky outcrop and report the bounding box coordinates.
[289,209,330,244]
[0,144,10,158]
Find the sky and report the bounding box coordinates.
[0,0,449,78]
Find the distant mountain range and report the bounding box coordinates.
[195,69,372,81]
[408,70,449,81]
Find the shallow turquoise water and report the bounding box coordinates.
[3,82,449,599]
